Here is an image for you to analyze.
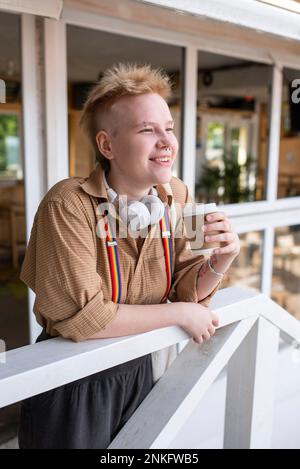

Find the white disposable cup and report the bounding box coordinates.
[183,203,220,255]
[182,203,205,250]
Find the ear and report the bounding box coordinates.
[95,130,114,160]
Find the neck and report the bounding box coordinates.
[105,170,152,201]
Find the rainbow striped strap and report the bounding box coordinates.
[159,207,174,302]
[102,210,122,304]
[100,206,174,304]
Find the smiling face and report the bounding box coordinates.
[95,93,178,192]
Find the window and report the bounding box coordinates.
[278,68,300,199]
[195,51,272,205]
[0,111,22,181]
[272,225,300,320]
[0,9,28,446]
[221,231,264,291]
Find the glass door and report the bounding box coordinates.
[197,113,257,204]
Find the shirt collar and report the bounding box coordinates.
[80,163,173,207]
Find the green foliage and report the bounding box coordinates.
[0,114,18,171]
[196,153,255,204]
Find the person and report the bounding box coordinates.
[17,63,240,449]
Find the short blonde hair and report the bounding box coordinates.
[80,62,173,171]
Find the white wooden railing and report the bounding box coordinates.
[1,287,300,449]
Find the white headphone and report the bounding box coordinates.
[102,171,165,231]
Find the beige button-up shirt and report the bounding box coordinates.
[20,163,222,342]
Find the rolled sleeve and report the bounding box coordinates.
[20,199,119,342]
[53,289,118,342]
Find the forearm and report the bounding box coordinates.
[196,254,234,301]
[87,302,183,339]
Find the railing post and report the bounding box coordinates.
[224,317,279,449]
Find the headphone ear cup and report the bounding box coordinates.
[141,195,165,225]
[120,201,151,231]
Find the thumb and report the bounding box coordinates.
[211,311,220,327]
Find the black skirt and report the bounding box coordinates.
[18,329,154,449]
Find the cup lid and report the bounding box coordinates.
[204,203,217,214]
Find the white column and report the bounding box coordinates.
[179,45,200,353]
[260,64,282,299]
[21,14,46,343]
[182,45,198,198]
[261,227,275,296]
[266,64,282,202]
[224,317,279,449]
[44,17,69,188]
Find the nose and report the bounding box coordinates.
[157,142,171,151]
[156,132,173,149]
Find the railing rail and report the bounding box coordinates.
[109,317,258,449]
[1,287,300,449]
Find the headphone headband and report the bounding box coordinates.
[102,171,165,230]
